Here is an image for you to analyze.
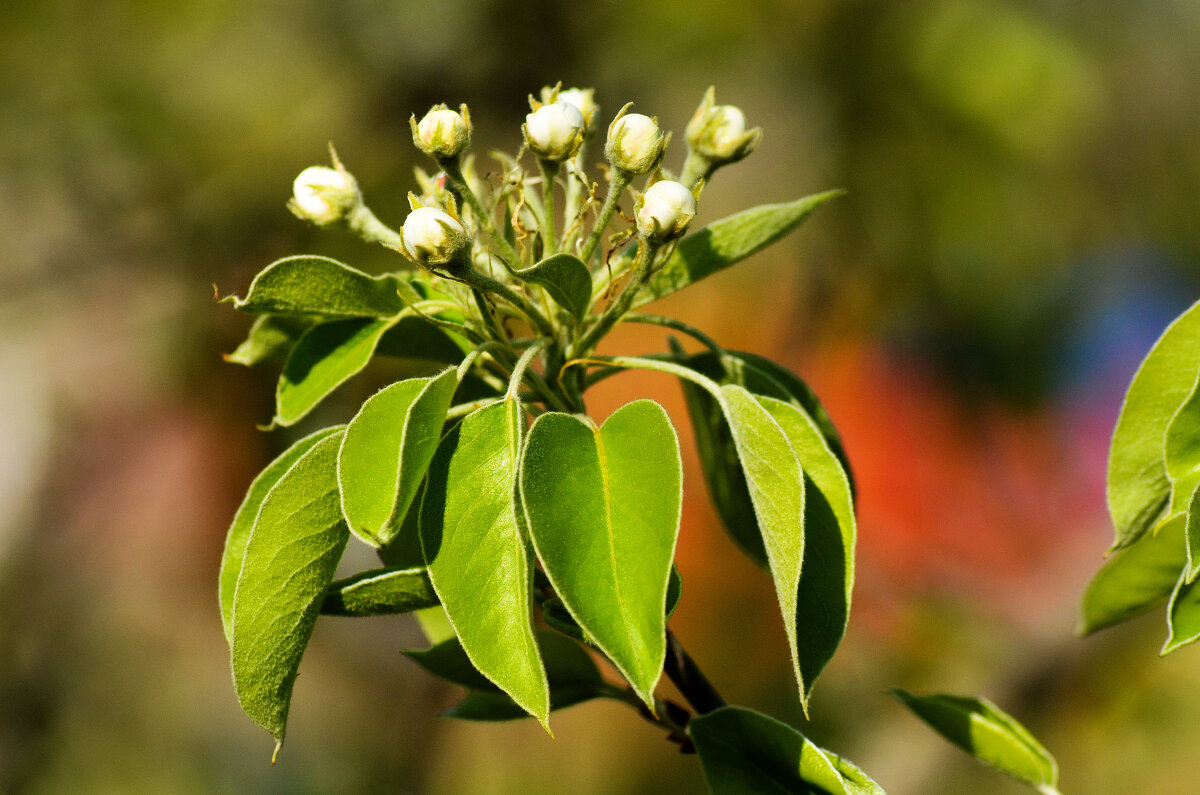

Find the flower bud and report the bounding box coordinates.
[684,87,762,165]
[290,165,360,226]
[636,180,697,243]
[400,206,471,270]
[605,109,667,175]
[524,101,586,161]
[411,104,471,160]
[553,86,598,132]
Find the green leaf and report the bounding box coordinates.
[678,350,851,569]
[892,690,1058,793]
[438,631,608,722]
[337,369,458,547]
[224,314,316,367]
[520,400,682,707]
[419,399,550,726]
[1164,371,1200,580]
[230,433,349,755]
[228,255,405,318]
[717,385,809,710]
[1108,300,1200,549]
[1078,514,1186,636]
[636,191,843,308]
[759,396,856,708]
[689,706,884,795]
[273,317,395,427]
[219,426,343,641]
[515,253,592,321]
[319,567,438,617]
[542,565,684,645]
[376,314,471,364]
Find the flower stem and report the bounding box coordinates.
[580,167,632,264]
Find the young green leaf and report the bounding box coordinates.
[515,253,592,321]
[319,567,439,617]
[1164,549,1200,654]
[1108,300,1200,549]
[542,565,684,645]
[689,706,884,795]
[717,385,809,710]
[219,426,344,641]
[759,396,856,709]
[635,191,843,308]
[677,350,851,569]
[224,314,316,367]
[273,317,395,427]
[337,369,458,547]
[892,690,1059,794]
[1164,372,1200,580]
[434,631,608,722]
[1079,514,1186,636]
[419,399,550,726]
[230,433,350,756]
[228,255,405,318]
[520,400,682,707]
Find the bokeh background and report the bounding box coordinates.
[3,1,1200,792]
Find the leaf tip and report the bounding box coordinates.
[271,738,283,765]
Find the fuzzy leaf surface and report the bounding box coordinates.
[516,253,592,321]
[224,314,316,367]
[338,369,457,546]
[419,399,549,726]
[717,385,809,709]
[273,318,394,427]
[229,255,404,318]
[1079,514,1186,636]
[759,396,855,708]
[219,426,343,640]
[1108,300,1200,549]
[689,706,884,795]
[520,400,682,707]
[230,433,349,753]
[893,690,1058,792]
[636,191,842,307]
[319,567,438,617]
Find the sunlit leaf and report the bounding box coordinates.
[230,433,349,756]
[893,690,1059,793]
[219,426,343,641]
[228,255,405,318]
[542,565,683,645]
[1108,300,1200,549]
[273,317,394,427]
[1079,514,1186,636]
[689,706,884,795]
[337,369,458,547]
[420,399,549,726]
[520,400,682,707]
[636,192,843,307]
[1164,371,1200,580]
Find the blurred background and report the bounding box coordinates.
[2,0,1199,792]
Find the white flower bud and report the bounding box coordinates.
[636,180,696,243]
[556,87,598,131]
[411,104,471,160]
[605,110,667,175]
[400,206,471,270]
[684,88,762,165]
[290,165,359,226]
[524,101,586,161]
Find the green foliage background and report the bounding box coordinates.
[2,1,1200,792]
